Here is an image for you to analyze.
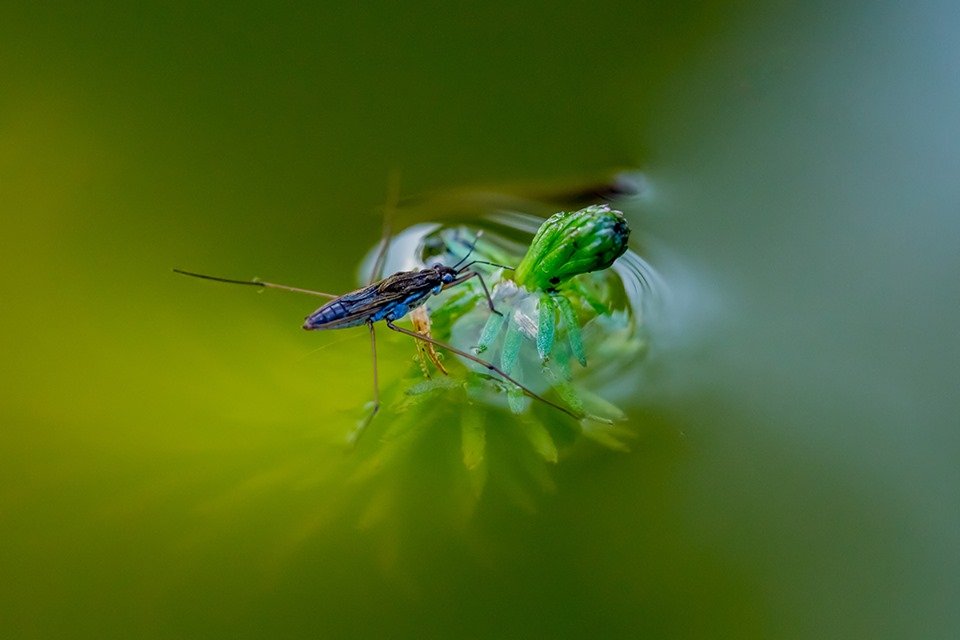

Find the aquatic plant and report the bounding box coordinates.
[350,204,650,511]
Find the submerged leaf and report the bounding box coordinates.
[541,361,584,415]
[461,411,486,471]
[522,420,558,463]
[458,410,488,501]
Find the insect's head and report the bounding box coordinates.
[433,263,458,283]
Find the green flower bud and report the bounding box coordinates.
[512,204,630,291]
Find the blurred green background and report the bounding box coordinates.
[2,1,959,638]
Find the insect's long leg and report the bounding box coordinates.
[369,321,380,415]
[173,269,337,299]
[446,271,502,316]
[349,321,380,445]
[369,169,402,284]
[385,320,611,424]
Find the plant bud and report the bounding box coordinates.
[513,204,630,291]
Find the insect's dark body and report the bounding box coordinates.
[303,265,458,331]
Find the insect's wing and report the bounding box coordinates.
[375,270,435,295]
[304,273,431,329]
[303,283,384,329]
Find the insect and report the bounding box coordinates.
[174,181,593,440]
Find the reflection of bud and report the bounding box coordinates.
[512,204,630,291]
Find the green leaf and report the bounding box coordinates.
[500,316,523,374]
[555,294,586,366]
[475,310,506,354]
[536,294,556,360]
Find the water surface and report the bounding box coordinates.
[1,2,958,638]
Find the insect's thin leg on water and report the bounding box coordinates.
[385,320,611,424]
[446,271,502,316]
[350,321,380,444]
[369,169,402,284]
[173,269,338,299]
[368,321,380,419]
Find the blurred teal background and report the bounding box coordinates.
[2,1,959,638]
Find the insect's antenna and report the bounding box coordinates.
[451,231,483,270]
[456,259,515,273]
[174,269,265,288]
[370,169,402,284]
[173,269,338,299]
